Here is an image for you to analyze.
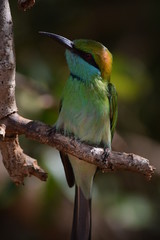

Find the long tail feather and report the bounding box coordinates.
[71,185,91,240]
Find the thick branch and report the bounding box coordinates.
[0,134,47,184]
[0,0,17,119]
[0,0,47,184]
[2,113,155,180]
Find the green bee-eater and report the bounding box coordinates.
[40,32,118,240]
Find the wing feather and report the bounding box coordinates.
[59,99,75,187]
[108,83,118,140]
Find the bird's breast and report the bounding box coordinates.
[56,77,111,148]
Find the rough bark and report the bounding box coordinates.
[0,0,47,184]
[1,113,155,181]
[0,0,17,119]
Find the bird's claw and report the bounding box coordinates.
[102,147,110,164]
[47,126,57,136]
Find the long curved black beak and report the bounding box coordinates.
[39,31,74,50]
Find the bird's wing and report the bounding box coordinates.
[59,99,75,187]
[108,83,118,140]
[59,151,75,187]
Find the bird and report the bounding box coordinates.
[39,32,118,240]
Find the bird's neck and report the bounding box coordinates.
[65,50,101,83]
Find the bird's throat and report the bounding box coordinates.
[66,50,101,84]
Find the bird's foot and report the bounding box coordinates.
[47,126,62,136]
[102,147,110,164]
[47,126,56,136]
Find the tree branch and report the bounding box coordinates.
[0,0,47,184]
[2,113,155,181]
[0,133,47,184]
[0,0,17,119]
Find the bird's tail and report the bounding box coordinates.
[71,185,91,240]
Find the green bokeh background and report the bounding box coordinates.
[0,0,160,239]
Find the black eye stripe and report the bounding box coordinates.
[72,48,99,70]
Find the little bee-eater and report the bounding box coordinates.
[40,32,118,240]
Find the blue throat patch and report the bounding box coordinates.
[66,49,101,83]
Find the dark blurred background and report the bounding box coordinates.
[0,0,160,239]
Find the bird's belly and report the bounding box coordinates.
[57,100,111,148]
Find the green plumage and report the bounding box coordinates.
[57,75,111,147]
[56,48,117,198]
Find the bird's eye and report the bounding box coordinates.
[84,53,99,69]
[85,53,92,61]
[74,48,99,70]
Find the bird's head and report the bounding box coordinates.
[39,32,112,81]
